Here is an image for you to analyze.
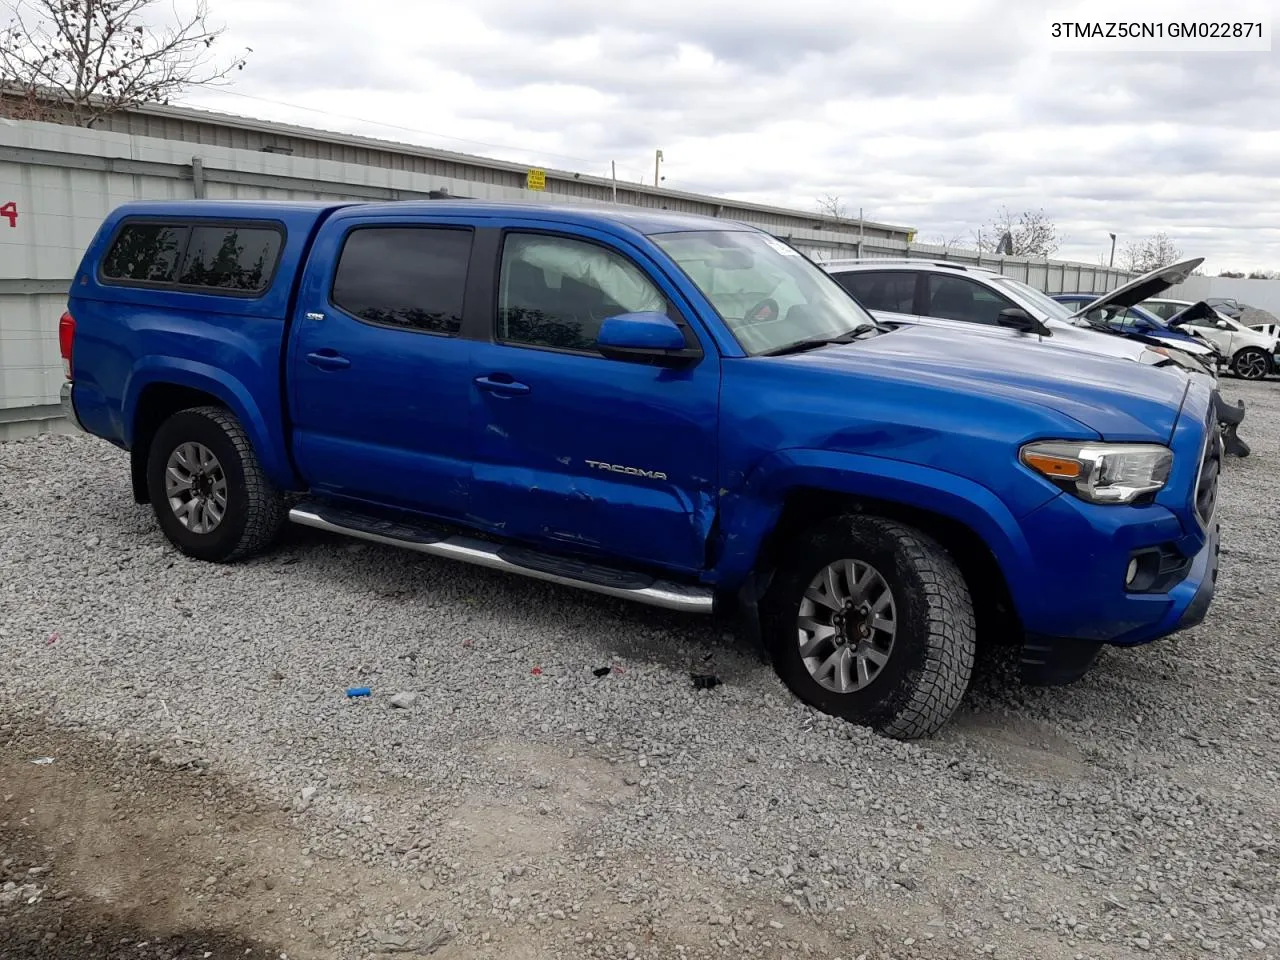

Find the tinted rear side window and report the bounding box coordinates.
[834,271,916,313]
[178,225,282,292]
[101,223,186,282]
[100,219,286,295]
[331,227,472,334]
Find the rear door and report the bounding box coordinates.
[831,270,921,315]
[465,224,721,575]
[288,215,478,520]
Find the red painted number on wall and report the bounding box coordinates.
[0,202,16,228]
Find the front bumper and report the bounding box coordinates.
[1021,517,1220,685]
[60,381,85,432]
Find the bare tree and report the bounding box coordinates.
[924,231,967,249]
[1246,269,1280,280]
[816,194,848,220]
[0,0,249,126]
[1218,270,1246,278]
[975,206,1058,258]
[1120,232,1183,273]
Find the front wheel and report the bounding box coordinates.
[760,515,976,739]
[1232,347,1271,380]
[146,405,287,562]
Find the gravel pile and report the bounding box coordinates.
[2,380,1279,959]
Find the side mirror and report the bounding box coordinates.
[596,312,700,366]
[1215,319,1230,329]
[997,307,1049,336]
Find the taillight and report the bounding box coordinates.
[58,311,75,380]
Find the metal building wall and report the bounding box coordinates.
[0,117,1137,437]
[93,102,916,242]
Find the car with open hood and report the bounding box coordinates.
[822,256,1249,456]
[1050,295,1223,366]
[1143,298,1278,381]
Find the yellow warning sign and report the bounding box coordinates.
[526,168,546,191]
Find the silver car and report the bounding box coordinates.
[821,257,1249,456]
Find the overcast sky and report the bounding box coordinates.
[178,0,1279,272]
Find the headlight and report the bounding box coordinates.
[1020,441,1173,504]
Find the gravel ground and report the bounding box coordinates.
[2,380,1279,960]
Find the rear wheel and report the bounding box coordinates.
[760,515,976,739]
[1232,347,1271,380]
[146,405,286,562]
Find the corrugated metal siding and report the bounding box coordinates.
[0,292,66,410]
[93,103,914,240]
[1,116,1138,422]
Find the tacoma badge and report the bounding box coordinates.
[585,459,668,481]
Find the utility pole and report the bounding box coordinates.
[1109,233,1117,268]
[654,149,664,187]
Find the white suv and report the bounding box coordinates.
[1142,298,1277,380]
[822,258,1216,376]
[821,257,1250,456]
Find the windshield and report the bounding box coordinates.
[988,275,1085,325]
[650,230,875,355]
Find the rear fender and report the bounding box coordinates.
[715,449,1038,600]
[122,357,296,488]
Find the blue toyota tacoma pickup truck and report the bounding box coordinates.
[58,200,1222,739]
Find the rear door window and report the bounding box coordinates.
[331,226,473,334]
[833,271,916,313]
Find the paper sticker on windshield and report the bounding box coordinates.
[761,236,801,257]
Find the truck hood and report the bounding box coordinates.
[789,325,1187,443]
[1065,257,1204,318]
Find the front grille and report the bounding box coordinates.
[1194,420,1221,527]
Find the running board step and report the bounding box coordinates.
[288,502,714,614]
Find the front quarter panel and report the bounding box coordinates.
[711,355,1105,588]
[716,446,1041,598]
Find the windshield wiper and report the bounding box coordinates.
[761,324,876,357]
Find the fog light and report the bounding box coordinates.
[1126,558,1139,586]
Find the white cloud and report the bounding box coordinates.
[182,0,1280,272]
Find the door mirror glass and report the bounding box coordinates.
[596,312,698,365]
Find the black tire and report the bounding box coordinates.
[146,405,287,563]
[1231,347,1271,380]
[760,515,976,739]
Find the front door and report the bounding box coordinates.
[289,219,476,520]
[467,227,720,575]
[916,273,1024,339]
